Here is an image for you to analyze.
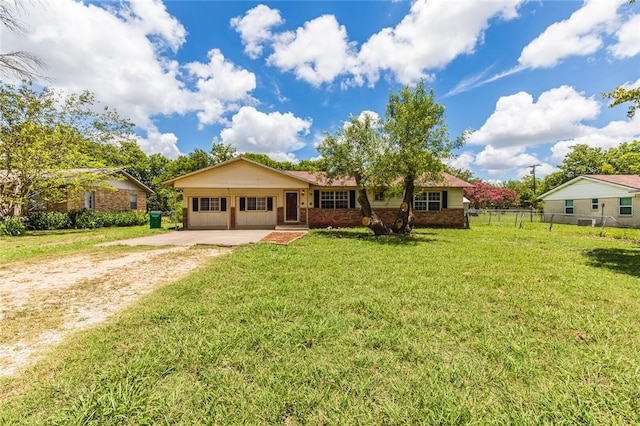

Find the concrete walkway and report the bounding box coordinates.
[100,229,274,247]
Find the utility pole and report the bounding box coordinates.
[529,164,541,194]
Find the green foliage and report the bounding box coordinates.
[25,210,149,230]
[0,82,134,217]
[318,112,386,187]
[0,216,26,236]
[210,142,237,164]
[318,80,464,233]
[541,140,640,191]
[384,80,463,181]
[70,210,148,229]
[604,85,640,118]
[26,211,72,230]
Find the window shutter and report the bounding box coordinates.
[349,190,356,208]
[314,190,320,207]
[221,197,227,212]
[192,197,199,212]
[239,197,246,211]
[267,197,273,211]
[442,191,448,209]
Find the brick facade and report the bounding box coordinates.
[55,188,148,213]
[308,207,465,228]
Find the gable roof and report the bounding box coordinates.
[163,157,472,189]
[583,175,640,191]
[162,157,311,186]
[539,175,640,199]
[61,168,154,194]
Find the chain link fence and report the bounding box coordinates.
[467,209,629,230]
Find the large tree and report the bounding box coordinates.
[383,81,464,233]
[318,112,390,235]
[0,82,133,216]
[318,80,464,235]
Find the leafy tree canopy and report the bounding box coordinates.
[318,80,465,235]
[0,82,133,217]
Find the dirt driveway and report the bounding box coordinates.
[0,245,228,378]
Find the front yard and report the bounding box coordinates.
[1,224,640,424]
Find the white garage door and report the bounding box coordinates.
[189,197,228,229]
[235,196,277,228]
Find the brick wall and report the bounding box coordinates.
[55,189,148,213]
[308,208,466,228]
[95,189,147,212]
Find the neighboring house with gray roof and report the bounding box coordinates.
[539,175,640,227]
[163,157,472,230]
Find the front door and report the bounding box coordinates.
[285,192,298,222]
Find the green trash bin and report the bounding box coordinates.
[149,211,162,229]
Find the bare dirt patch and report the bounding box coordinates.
[0,246,228,378]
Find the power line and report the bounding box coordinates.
[529,164,541,193]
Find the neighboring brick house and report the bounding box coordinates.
[47,169,153,213]
[539,175,640,228]
[163,157,472,230]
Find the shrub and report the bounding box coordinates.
[70,210,148,229]
[0,216,27,236]
[26,211,72,230]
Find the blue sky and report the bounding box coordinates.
[3,0,640,181]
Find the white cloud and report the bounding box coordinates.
[218,107,312,157]
[2,0,259,157]
[118,0,187,52]
[468,86,600,148]
[549,114,640,163]
[474,146,541,176]
[185,49,257,128]
[446,151,475,171]
[230,5,283,59]
[518,0,626,69]
[356,0,524,85]
[609,14,640,59]
[268,15,356,86]
[135,125,181,159]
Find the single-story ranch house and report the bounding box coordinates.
[47,169,153,213]
[163,157,472,230]
[539,175,640,227]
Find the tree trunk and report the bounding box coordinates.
[392,176,415,234]
[354,171,391,236]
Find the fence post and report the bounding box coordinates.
[548,214,554,231]
[488,212,492,225]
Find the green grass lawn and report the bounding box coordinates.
[0,224,169,265]
[1,224,640,424]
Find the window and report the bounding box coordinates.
[197,197,222,212]
[84,191,95,210]
[619,197,633,216]
[130,194,138,210]
[374,190,386,201]
[591,198,598,210]
[414,191,441,211]
[564,199,574,215]
[321,191,348,209]
[247,197,267,211]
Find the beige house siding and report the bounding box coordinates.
[167,158,470,230]
[544,196,638,227]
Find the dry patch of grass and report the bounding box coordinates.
[0,246,228,377]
